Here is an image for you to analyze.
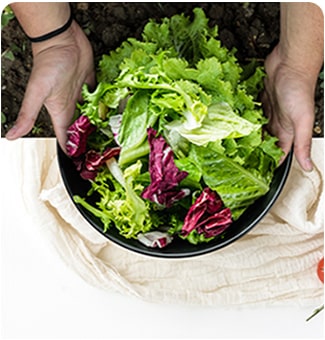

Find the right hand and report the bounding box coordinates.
[5,20,95,152]
[263,45,317,172]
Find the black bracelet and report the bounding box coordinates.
[27,10,73,43]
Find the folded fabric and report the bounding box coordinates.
[2,138,324,306]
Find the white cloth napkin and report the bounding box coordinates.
[1,138,324,306]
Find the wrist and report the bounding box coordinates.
[279,2,323,80]
[11,3,71,41]
[27,9,73,43]
[275,43,323,83]
[265,44,319,103]
[31,20,78,55]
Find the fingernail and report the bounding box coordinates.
[5,125,17,139]
[304,158,314,172]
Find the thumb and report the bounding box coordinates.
[293,117,314,172]
[5,81,46,140]
[292,94,315,172]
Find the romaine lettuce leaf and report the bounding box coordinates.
[187,143,276,219]
[117,90,157,166]
[165,102,261,146]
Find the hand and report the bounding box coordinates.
[5,20,95,152]
[263,45,317,172]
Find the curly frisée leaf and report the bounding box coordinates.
[75,161,153,239]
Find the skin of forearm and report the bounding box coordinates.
[10,2,70,38]
[279,2,324,79]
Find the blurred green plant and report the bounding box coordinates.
[2,6,16,61]
[1,112,7,124]
[1,48,15,61]
[1,42,24,61]
[31,124,44,136]
[1,6,14,29]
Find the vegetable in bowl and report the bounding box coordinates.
[65,8,284,249]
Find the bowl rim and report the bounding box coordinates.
[57,143,293,259]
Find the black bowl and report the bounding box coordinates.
[57,144,292,258]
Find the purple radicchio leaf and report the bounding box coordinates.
[66,114,120,180]
[78,146,121,180]
[181,187,232,238]
[66,115,96,158]
[141,127,189,208]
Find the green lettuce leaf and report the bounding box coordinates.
[71,7,284,245]
[165,102,261,146]
[117,90,158,166]
[75,162,153,239]
[187,143,277,219]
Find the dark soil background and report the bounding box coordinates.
[1,2,323,138]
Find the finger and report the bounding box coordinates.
[56,71,96,152]
[50,71,95,153]
[266,105,294,165]
[276,129,294,165]
[85,70,96,92]
[261,91,271,119]
[50,101,76,154]
[293,119,314,172]
[5,81,46,140]
[77,71,96,102]
[261,91,293,164]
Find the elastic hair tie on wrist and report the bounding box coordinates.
[27,10,73,43]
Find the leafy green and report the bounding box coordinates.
[117,90,157,166]
[165,102,261,146]
[1,6,15,29]
[182,137,281,219]
[75,162,153,239]
[72,7,284,245]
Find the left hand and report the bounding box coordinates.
[5,20,95,152]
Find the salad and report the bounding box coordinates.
[66,8,283,248]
